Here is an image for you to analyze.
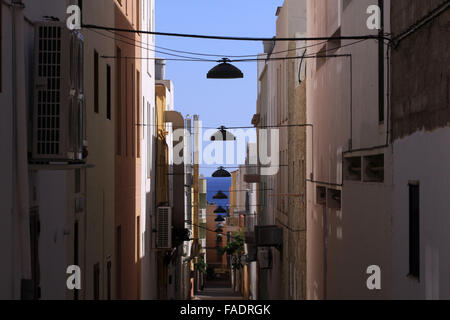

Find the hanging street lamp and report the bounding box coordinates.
[210,126,236,141]
[214,206,227,214]
[212,166,231,178]
[207,58,244,79]
[213,190,228,200]
[215,216,225,222]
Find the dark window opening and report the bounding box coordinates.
[107,261,112,300]
[409,183,420,280]
[107,64,111,120]
[94,50,99,113]
[116,47,122,155]
[93,263,100,300]
[74,221,79,300]
[116,226,122,299]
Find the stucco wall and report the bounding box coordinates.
[306,0,392,299]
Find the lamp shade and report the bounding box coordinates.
[212,167,231,178]
[215,216,225,222]
[213,190,228,200]
[214,228,224,233]
[214,206,227,214]
[207,58,243,79]
[211,126,236,141]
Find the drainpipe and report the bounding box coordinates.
[11,0,31,299]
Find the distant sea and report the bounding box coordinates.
[205,177,231,211]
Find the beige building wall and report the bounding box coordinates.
[82,0,116,300]
[254,0,307,300]
[306,0,392,299]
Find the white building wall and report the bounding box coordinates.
[140,0,157,300]
[392,127,450,300]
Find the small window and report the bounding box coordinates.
[106,261,112,300]
[74,222,79,300]
[136,216,141,260]
[93,263,100,300]
[116,226,122,299]
[136,71,141,158]
[106,65,111,120]
[94,50,99,113]
[116,47,122,155]
[409,182,420,279]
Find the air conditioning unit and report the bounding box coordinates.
[255,225,283,248]
[156,207,172,249]
[32,22,85,163]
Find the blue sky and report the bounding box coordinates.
[155,0,284,175]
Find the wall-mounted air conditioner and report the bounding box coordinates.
[32,22,85,163]
[156,207,172,249]
[255,225,283,248]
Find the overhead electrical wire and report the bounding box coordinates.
[82,23,390,42]
[100,39,364,63]
[86,23,375,63]
[87,28,212,61]
[103,27,332,59]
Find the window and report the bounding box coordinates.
[147,102,152,179]
[93,263,100,300]
[116,226,122,299]
[116,47,122,155]
[74,222,79,300]
[94,50,99,113]
[131,65,135,157]
[136,71,140,158]
[136,216,141,260]
[409,182,420,279]
[107,64,111,120]
[136,0,140,30]
[106,261,112,300]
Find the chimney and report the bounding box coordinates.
[155,59,166,80]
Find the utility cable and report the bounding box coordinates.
[83,23,390,42]
[106,28,331,59]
